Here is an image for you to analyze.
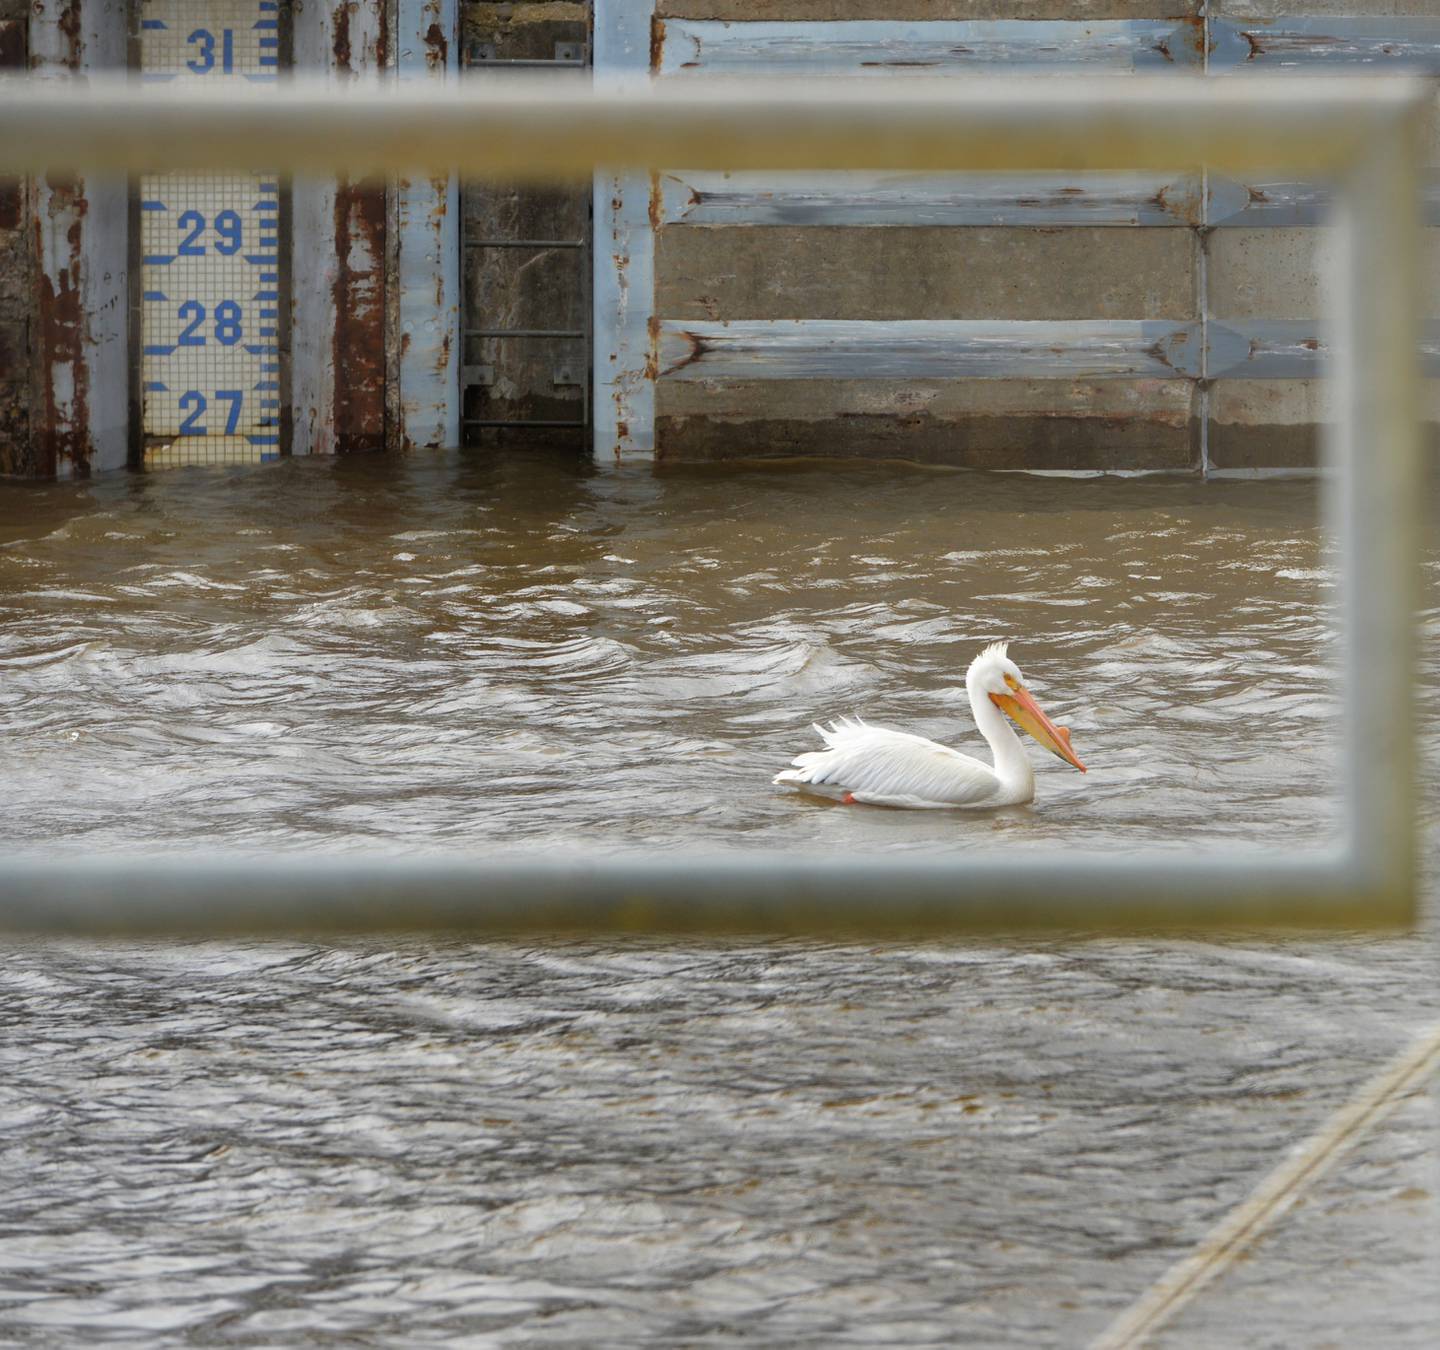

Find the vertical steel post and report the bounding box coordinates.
[292,2,389,457]
[28,0,128,477]
[395,0,460,449]
[592,0,656,462]
[1331,104,1424,910]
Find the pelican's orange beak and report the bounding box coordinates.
[991,678,1087,773]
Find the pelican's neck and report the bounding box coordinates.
[966,669,1034,795]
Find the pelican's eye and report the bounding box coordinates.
[1003,674,1021,692]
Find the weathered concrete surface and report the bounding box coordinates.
[1212,0,1440,19]
[1209,227,1440,320]
[657,227,1196,322]
[0,3,27,476]
[462,0,589,445]
[659,1,1200,19]
[1208,380,1440,472]
[1207,225,1439,469]
[657,376,1198,468]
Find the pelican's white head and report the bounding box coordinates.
[967,641,1086,773]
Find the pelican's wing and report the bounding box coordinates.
[773,717,1001,808]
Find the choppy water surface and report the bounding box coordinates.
[1,454,1437,1344]
[0,453,1383,857]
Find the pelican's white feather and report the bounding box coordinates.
[774,718,1002,809]
[773,640,1084,810]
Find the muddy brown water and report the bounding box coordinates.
[1,453,1437,1344]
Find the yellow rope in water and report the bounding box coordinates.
[1092,1022,1440,1350]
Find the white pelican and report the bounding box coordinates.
[773,641,1086,809]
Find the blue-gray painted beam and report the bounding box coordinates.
[656,320,1204,381]
[1208,173,1440,229]
[396,0,461,449]
[1207,321,1440,381]
[1209,19,1440,74]
[594,0,656,461]
[659,171,1201,228]
[657,20,1204,76]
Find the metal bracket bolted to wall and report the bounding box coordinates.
[468,42,588,67]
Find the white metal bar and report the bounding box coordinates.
[0,75,1422,178]
[1331,101,1425,905]
[0,851,1388,938]
[0,74,1427,935]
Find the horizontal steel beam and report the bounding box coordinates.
[1209,17,1440,73]
[658,171,1202,228]
[1208,320,1440,380]
[658,170,1440,230]
[1207,173,1440,228]
[656,19,1203,76]
[0,75,1426,178]
[656,319,1204,380]
[652,319,1440,382]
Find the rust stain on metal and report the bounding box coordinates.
[374,0,389,66]
[648,172,662,233]
[658,329,707,378]
[644,312,661,381]
[33,174,91,477]
[1157,15,1204,65]
[1154,181,1201,227]
[332,2,353,70]
[332,179,387,452]
[649,16,665,74]
[423,22,448,71]
[55,0,84,69]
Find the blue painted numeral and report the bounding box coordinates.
[214,301,243,346]
[215,210,243,255]
[177,211,205,256]
[186,29,236,74]
[186,30,214,74]
[173,210,244,256]
[215,390,244,434]
[177,300,206,346]
[179,392,207,435]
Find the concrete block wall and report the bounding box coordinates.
[638,0,1440,471]
[1207,0,1440,470]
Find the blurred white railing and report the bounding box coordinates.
[0,74,1428,934]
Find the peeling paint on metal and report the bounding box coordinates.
[396,0,460,449]
[29,0,127,478]
[593,0,656,461]
[1207,320,1440,381]
[658,171,1203,229]
[655,320,1208,382]
[332,179,388,451]
[1207,172,1440,229]
[656,20,1206,77]
[1208,19,1440,73]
